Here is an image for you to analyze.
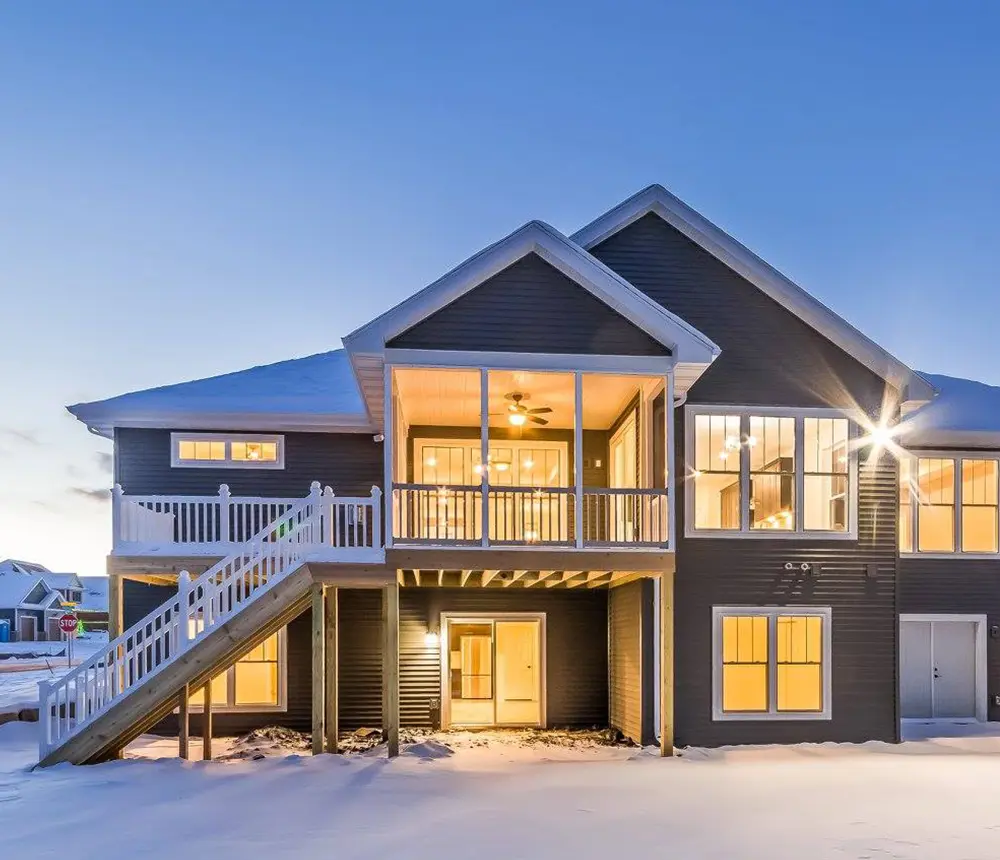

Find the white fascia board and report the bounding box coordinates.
[901,429,1000,450]
[572,184,933,402]
[66,406,376,438]
[344,220,719,365]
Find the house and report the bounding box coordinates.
[75,577,110,632]
[39,183,995,767]
[0,560,76,641]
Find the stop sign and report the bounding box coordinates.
[59,613,78,634]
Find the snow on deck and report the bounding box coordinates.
[2,722,1000,858]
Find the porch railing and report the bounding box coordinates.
[391,483,668,547]
[112,483,383,555]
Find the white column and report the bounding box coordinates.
[383,364,394,548]
[666,373,675,548]
[218,484,231,544]
[574,372,584,548]
[177,570,191,652]
[480,368,489,548]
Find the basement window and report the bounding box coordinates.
[188,630,286,712]
[171,433,284,469]
[712,607,832,721]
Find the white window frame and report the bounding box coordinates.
[170,433,285,470]
[900,451,1000,558]
[186,629,288,713]
[712,606,833,721]
[685,405,859,540]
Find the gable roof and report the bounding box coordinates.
[78,577,110,613]
[0,572,58,610]
[68,350,372,438]
[571,185,934,403]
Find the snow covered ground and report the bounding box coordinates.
[0,634,107,710]
[2,722,1000,859]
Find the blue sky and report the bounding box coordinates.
[2,1,998,575]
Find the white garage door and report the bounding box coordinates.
[900,618,980,719]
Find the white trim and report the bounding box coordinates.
[899,613,988,723]
[439,612,547,729]
[574,372,584,549]
[570,184,933,403]
[684,405,860,540]
[711,606,833,721]
[899,451,1000,558]
[384,365,395,550]
[170,433,285,470]
[383,349,675,375]
[71,409,373,439]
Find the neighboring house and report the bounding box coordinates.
[75,577,110,632]
[39,183,996,767]
[0,560,72,642]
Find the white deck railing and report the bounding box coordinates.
[391,484,668,548]
[112,483,382,555]
[40,483,383,761]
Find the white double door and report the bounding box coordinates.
[900,617,982,720]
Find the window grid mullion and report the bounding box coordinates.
[794,418,805,534]
[767,613,778,716]
[955,457,963,554]
[740,415,750,532]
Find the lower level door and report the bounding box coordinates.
[900,618,978,719]
[495,620,542,725]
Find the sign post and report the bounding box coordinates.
[59,613,78,668]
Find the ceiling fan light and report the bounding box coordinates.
[508,413,527,426]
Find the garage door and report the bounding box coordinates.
[900,618,979,719]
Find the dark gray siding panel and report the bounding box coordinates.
[899,558,1000,720]
[339,588,609,729]
[387,253,670,356]
[609,580,654,744]
[591,214,889,412]
[115,429,383,497]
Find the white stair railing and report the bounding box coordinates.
[38,486,328,761]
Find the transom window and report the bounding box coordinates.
[188,631,285,712]
[900,455,999,554]
[171,433,284,469]
[713,607,831,720]
[688,409,855,537]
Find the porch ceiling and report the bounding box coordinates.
[396,569,653,589]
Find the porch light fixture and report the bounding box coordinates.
[494,462,510,472]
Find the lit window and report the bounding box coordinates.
[171,434,284,469]
[188,631,284,711]
[749,416,795,530]
[901,455,999,555]
[689,410,855,536]
[692,414,742,530]
[803,418,849,532]
[714,607,830,720]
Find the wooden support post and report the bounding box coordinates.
[178,684,190,760]
[659,570,674,757]
[382,582,400,758]
[325,586,339,753]
[202,680,213,761]
[109,574,123,639]
[312,583,326,755]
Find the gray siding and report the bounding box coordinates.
[593,214,900,746]
[609,580,654,744]
[899,558,1000,720]
[387,253,671,356]
[115,428,383,498]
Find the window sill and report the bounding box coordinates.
[900,552,1000,560]
[712,711,832,722]
[686,529,857,541]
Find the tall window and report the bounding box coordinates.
[902,455,999,554]
[689,409,854,536]
[714,607,831,720]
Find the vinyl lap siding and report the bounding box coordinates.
[609,580,654,744]
[592,214,900,746]
[899,557,1000,720]
[114,429,383,498]
[386,253,670,356]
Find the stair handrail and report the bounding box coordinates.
[38,484,324,759]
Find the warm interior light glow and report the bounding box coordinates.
[424,631,440,647]
[523,459,534,469]
[495,462,510,472]
[508,413,527,426]
[426,457,437,467]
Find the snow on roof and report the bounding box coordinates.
[0,559,51,575]
[41,573,83,592]
[901,372,1000,448]
[77,577,109,613]
[68,350,371,437]
[0,573,51,609]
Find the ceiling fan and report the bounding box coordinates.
[492,391,553,426]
